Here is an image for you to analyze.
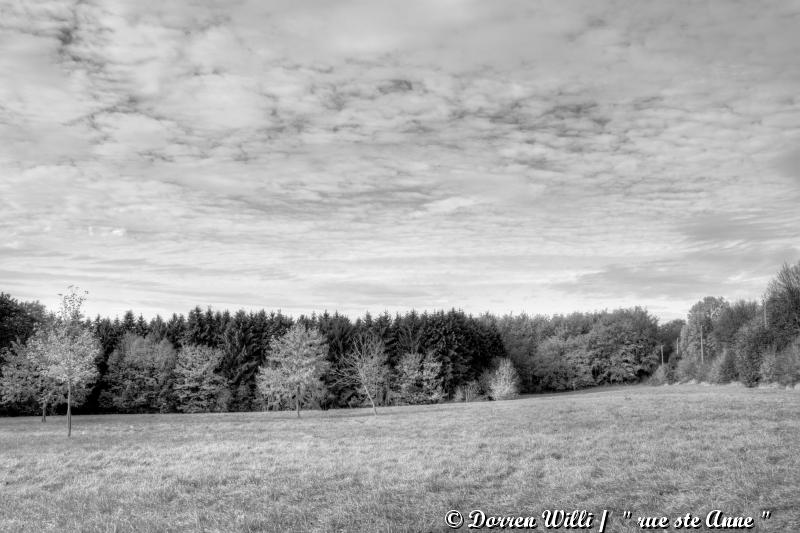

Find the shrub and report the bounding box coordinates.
[675,357,698,383]
[759,346,778,383]
[394,351,444,404]
[487,358,521,400]
[709,349,737,384]
[763,337,800,386]
[734,319,772,387]
[649,364,668,385]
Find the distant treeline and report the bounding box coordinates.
[1,261,798,416]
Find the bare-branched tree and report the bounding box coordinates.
[330,332,389,416]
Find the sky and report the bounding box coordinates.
[1,0,799,323]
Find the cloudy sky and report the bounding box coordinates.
[1,0,799,322]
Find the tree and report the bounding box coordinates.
[765,262,800,348]
[256,323,329,418]
[487,358,521,400]
[0,339,64,421]
[330,332,389,416]
[0,293,46,354]
[27,287,99,436]
[678,297,727,371]
[173,344,227,413]
[394,351,444,404]
[100,333,177,413]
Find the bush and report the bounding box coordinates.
[675,357,698,383]
[487,358,521,400]
[734,319,772,387]
[709,349,737,384]
[759,346,778,383]
[649,364,668,385]
[452,380,480,403]
[394,352,444,404]
[762,337,800,386]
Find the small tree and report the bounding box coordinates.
[394,351,444,404]
[330,332,389,416]
[488,358,521,400]
[256,323,329,418]
[453,380,480,402]
[0,340,62,421]
[27,287,99,436]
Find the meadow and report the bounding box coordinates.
[1,384,798,532]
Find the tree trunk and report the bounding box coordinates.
[364,386,377,416]
[296,385,301,419]
[41,398,47,423]
[67,382,72,437]
[700,323,704,365]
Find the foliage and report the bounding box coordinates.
[648,364,668,385]
[487,358,521,400]
[99,333,177,413]
[708,348,737,384]
[675,357,699,383]
[759,337,800,385]
[173,344,227,413]
[452,380,481,402]
[0,293,46,354]
[5,258,800,416]
[0,340,68,418]
[679,297,727,364]
[394,351,444,405]
[765,261,800,348]
[255,323,329,416]
[733,318,772,387]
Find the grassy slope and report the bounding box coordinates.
[0,385,798,532]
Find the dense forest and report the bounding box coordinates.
[1,261,798,417]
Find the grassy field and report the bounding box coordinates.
[1,384,798,532]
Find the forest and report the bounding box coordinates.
[1,261,798,417]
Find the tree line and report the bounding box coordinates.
[1,261,798,421]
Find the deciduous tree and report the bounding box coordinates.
[256,323,329,418]
[28,287,99,436]
[330,332,389,416]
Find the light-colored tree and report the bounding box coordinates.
[330,332,389,416]
[453,379,480,403]
[0,340,61,422]
[394,351,444,404]
[27,287,99,436]
[256,323,329,418]
[488,358,521,401]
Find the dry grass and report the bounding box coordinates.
[1,385,798,532]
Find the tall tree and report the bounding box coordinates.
[679,297,727,365]
[765,261,800,348]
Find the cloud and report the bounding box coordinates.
[1,0,799,321]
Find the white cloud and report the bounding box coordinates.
[0,0,798,321]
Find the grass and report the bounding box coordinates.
[1,384,798,532]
